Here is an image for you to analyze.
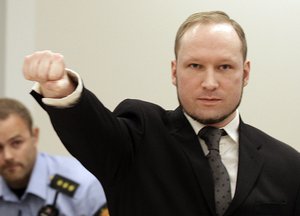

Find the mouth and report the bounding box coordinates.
[198,97,222,106]
[3,164,21,173]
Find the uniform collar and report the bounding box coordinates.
[26,153,49,200]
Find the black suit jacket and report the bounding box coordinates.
[32,88,300,216]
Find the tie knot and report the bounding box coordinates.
[198,126,226,151]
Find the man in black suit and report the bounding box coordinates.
[23,11,300,216]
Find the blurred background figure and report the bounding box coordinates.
[0,98,107,216]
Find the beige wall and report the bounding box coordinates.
[4,0,36,107]
[4,0,300,154]
[0,0,5,97]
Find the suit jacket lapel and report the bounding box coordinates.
[225,120,264,215]
[169,107,216,215]
[169,109,264,215]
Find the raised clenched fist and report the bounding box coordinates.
[23,50,76,98]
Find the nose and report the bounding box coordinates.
[201,70,219,90]
[3,147,14,161]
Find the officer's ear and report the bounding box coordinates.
[32,127,39,147]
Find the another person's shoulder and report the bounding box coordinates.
[39,153,106,214]
[41,152,99,184]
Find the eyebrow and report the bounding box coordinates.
[0,135,21,147]
[6,134,24,143]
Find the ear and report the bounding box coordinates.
[32,127,39,147]
[171,60,177,86]
[243,60,250,87]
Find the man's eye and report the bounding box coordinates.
[11,140,23,148]
[189,64,202,69]
[219,64,231,70]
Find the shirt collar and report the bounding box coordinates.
[0,178,16,201]
[184,110,240,143]
[25,152,49,200]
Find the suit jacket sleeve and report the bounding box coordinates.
[31,87,143,188]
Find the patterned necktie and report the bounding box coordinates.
[198,126,231,216]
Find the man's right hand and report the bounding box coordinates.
[23,50,76,98]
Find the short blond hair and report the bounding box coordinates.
[174,11,247,60]
[0,98,33,132]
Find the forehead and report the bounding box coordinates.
[178,23,243,60]
[182,23,241,46]
[0,114,30,141]
[190,23,234,35]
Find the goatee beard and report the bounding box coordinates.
[186,104,238,125]
[178,91,243,125]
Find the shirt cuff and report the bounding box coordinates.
[32,69,83,107]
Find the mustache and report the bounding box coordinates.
[2,161,22,170]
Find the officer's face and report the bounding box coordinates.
[0,114,39,189]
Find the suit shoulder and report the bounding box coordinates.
[114,99,168,116]
[116,99,164,110]
[242,123,300,159]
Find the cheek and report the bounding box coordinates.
[177,73,198,88]
[27,148,37,161]
[225,74,244,88]
[0,158,5,168]
[22,145,37,162]
[226,80,244,101]
[177,78,195,98]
